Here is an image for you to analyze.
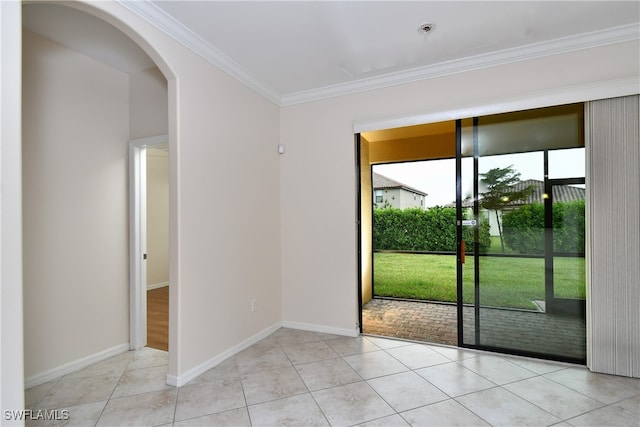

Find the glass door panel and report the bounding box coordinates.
[547,178,586,315]
[457,104,586,363]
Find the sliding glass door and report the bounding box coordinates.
[457,104,586,363]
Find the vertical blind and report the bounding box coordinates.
[586,95,639,378]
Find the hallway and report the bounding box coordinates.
[147,286,169,351]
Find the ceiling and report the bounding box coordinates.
[22,1,640,106]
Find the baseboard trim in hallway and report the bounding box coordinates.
[24,343,129,389]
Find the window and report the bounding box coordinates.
[375,190,383,203]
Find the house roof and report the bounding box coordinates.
[453,179,584,208]
[372,172,428,197]
[513,179,585,205]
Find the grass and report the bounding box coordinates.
[488,236,516,254]
[373,252,585,310]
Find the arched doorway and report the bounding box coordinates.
[21,0,176,387]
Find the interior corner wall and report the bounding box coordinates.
[173,58,282,375]
[279,39,639,335]
[147,148,169,287]
[130,67,168,139]
[61,1,284,383]
[586,95,640,378]
[22,29,130,379]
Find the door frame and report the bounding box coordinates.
[545,174,587,316]
[129,134,168,350]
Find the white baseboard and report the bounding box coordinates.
[167,322,283,387]
[24,343,130,389]
[281,321,360,338]
[147,281,169,291]
[167,321,359,386]
[25,322,358,389]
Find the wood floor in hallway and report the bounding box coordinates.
[147,286,168,351]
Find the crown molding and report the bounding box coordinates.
[117,0,638,107]
[282,23,639,106]
[117,0,281,105]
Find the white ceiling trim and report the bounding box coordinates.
[283,24,639,106]
[117,0,281,105]
[118,1,638,107]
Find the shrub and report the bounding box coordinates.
[502,203,545,254]
[502,200,585,254]
[553,200,585,253]
[373,207,490,252]
[463,213,492,253]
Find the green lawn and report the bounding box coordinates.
[488,236,516,254]
[373,252,585,310]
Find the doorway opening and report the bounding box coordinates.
[358,103,586,364]
[365,159,458,345]
[358,121,458,346]
[129,135,169,351]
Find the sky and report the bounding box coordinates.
[373,148,585,207]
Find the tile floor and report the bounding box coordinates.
[25,328,640,426]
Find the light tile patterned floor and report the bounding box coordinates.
[25,328,640,426]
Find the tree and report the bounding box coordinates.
[480,166,534,253]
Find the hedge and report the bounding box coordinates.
[502,200,585,254]
[373,207,491,252]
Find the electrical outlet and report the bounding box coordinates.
[251,298,257,313]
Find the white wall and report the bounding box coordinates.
[130,67,167,139]
[18,1,283,387]
[22,29,131,379]
[1,0,25,417]
[279,40,639,334]
[374,188,425,210]
[147,148,169,287]
[87,2,283,383]
[172,52,281,377]
[398,189,425,210]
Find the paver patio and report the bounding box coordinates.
[362,299,458,345]
[362,298,586,360]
